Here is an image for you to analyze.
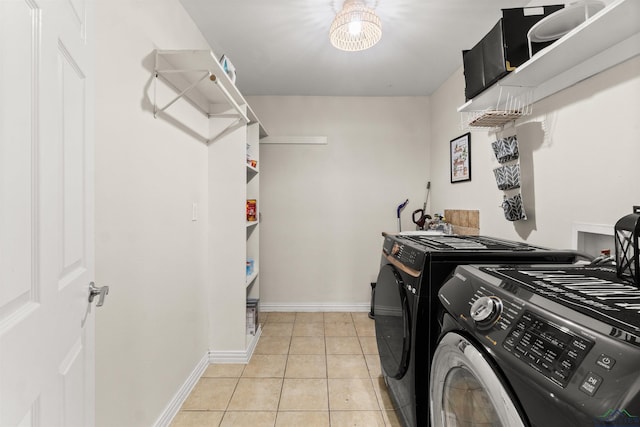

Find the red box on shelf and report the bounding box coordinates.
[246,199,257,222]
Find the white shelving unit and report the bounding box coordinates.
[153,49,267,141]
[153,49,267,362]
[245,123,261,352]
[459,0,640,128]
[246,270,259,287]
[246,122,260,298]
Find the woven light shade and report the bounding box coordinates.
[330,0,382,52]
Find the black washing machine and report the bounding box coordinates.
[431,264,640,426]
[373,233,577,427]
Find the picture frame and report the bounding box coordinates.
[450,132,471,183]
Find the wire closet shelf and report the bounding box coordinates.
[461,86,534,131]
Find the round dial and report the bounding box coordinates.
[470,296,502,328]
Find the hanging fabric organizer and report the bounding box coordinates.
[492,135,526,221]
[493,164,521,191]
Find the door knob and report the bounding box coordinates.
[89,282,109,307]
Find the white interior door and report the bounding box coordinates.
[0,0,97,425]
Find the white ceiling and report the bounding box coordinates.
[179,0,553,96]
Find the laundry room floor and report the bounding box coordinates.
[170,312,402,427]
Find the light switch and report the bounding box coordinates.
[192,202,198,221]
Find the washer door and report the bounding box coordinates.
[430,332,527,427]
[374,264,412,380]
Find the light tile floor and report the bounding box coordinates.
[171,312,402,427]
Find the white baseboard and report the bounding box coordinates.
[153,302,369,426]
[154,328,265,426]
[259,302,370,312]
[209,325,263,364]
[153,351,209,427]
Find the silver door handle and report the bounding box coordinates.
[89,282,109,307]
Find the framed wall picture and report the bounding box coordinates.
[450,132,471,183]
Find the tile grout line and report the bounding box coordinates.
[274,350,286,427]
[354,312,386,422]
[173,312,395,427]
[324,317,332,426]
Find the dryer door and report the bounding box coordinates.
[430,332,527,427]
[374,264,412,380]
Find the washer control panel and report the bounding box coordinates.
[440,264,640,424]
[503,310,594,387]
[470,296,503,329]
[382,236,424,271]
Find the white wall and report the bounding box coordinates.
[248,56,640,309]
[91,1,640,419]
[246,96,430,309]
[207,118,248,352]
[95,1,211,426]
[430,56,640,249]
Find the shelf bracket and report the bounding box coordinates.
[154,70,211,118]
[153,69,251,125]
[209,74,250,124]
[206,118,244,144]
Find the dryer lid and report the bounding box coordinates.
[482,266,640,335]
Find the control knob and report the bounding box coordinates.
[470,296,503,329]
[391,243,401,256]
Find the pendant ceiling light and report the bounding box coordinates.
[330,0,382,52]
